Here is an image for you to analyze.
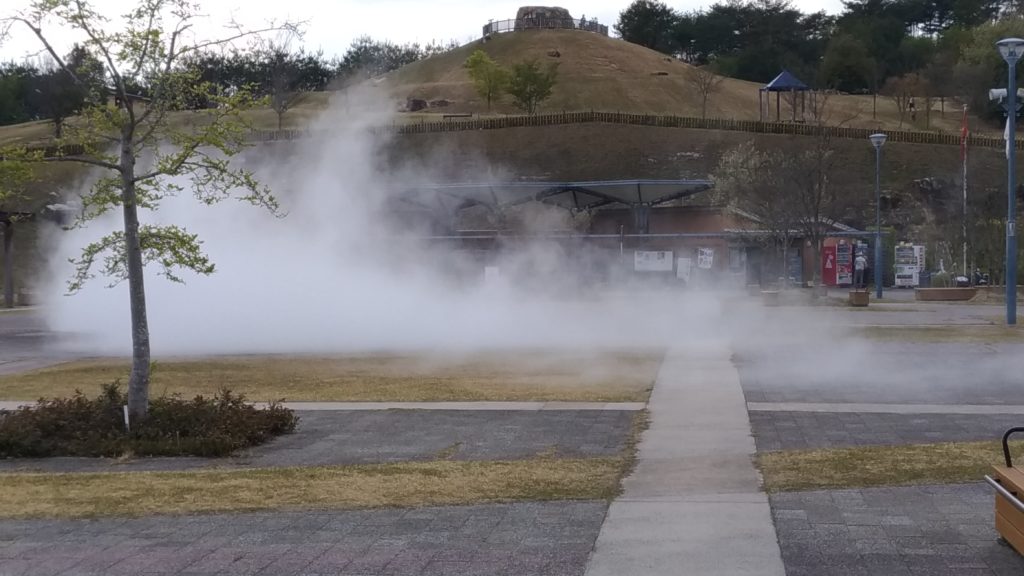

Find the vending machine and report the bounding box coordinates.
[894,243,926,287]
[836,241,853,286]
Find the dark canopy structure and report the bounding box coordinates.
[394,179,714,234]
[759,70,811,122]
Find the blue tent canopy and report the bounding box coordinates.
[759,70,814,122]
[761,70,809,92]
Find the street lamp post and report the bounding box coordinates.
[869,133,887,300]
[998,38,1023,326]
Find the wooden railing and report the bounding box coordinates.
[14,111,1017,157]
[249,110,1022,151]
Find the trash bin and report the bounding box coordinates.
[918,270,931,288]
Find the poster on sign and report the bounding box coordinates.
[676,258,692,282]
[697,248,714,269]
[634,250,674,272]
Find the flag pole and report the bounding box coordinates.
[962,105,969,277]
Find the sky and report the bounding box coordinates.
[0,0,846,63]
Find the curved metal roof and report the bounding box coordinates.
[397,179,714,212]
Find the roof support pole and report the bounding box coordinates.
[633,204,651,234]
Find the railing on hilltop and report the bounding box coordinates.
[482,17,608,37]
[248,111,1022,152]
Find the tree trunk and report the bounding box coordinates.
[54,118,63,139]
[120,138,152,420]
[277,111,283,131]
[2,220,13,309]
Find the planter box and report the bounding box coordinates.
[761,291,780,306]
[849,291,869,307]
[914,287,978,302]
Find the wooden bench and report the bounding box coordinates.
[986,427,1024,555]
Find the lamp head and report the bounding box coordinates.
[997,38,1024,65]
[869,133,887,149]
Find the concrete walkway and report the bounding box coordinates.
[0,400,646,411]
[585,343,785,576]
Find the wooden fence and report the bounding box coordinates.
[17,111,1019,157]
[249,110,1023,152]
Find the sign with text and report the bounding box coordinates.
[698,248,714,269]
[634,250,674,272]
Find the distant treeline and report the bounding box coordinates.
[0,36,458,130]
[616,0,1024,121]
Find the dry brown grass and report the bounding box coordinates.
[0,93,333,150]
[758,440,1024,492]
[0,457,623,519]
[0,350,661,402]
[0,32,992,154]
[384,30,979,135]
[856,325,1023,343]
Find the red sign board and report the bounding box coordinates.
[822,245,837,286]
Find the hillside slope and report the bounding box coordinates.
[382,29,974,135]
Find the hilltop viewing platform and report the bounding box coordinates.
[483,6,608,37]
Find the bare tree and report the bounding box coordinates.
[713,141,800,287]
[779,127,859,285]
[3,0,294,419]
[919,77,935,129]
[882,74,920,128]
[692,65,724,119]
[715,127,860,287]
[261,38,308,130]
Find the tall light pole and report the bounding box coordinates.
[870,133,887,300]
[998,38,1023,326]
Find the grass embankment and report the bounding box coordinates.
[0,351,661,402]
[759,440,1024,492]
[0,457,623,519]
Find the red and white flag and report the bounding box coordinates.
[960,105,969,162]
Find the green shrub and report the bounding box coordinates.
[0,384,298,458]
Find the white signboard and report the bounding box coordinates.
[676,258,692,282]
[634,250,674,272]
[484,266,501,284]
[697,248,714,269]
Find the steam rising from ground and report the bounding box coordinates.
[39,93,727,356]
[33,89,1024,410]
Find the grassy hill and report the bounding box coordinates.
[382,29,979,135]
[0,28,1007,297]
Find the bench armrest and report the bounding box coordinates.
[1003,427,1024,467]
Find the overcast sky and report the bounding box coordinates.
[1,0,846,63]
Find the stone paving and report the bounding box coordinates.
[0,410,636,473]
[749,411,1024,452]
[771,483,1024,576]
[0,501,607,576]
[736,340,1024,406]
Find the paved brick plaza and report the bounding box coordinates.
[0,502,606,576]
[771,484,1024,576]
